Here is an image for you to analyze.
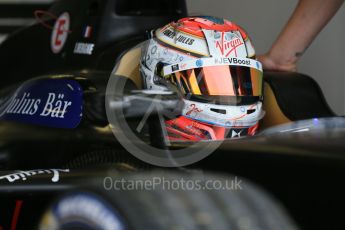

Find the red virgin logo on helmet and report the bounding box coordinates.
[215,32,244,57]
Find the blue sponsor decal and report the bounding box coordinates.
[198,16,225,25]
[0,78,83,128]
[256,61,261,70]
[196,59,203,67]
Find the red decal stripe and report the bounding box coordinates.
[11,200,23,230]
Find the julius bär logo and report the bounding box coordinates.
[51,12,70,54]
[215,32,244,57]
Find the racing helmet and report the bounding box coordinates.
[140,16,264,141]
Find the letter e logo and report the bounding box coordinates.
[51,12,70,54]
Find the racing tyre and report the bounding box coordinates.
[39,171,298,230]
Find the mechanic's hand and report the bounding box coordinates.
[257,53,297,72]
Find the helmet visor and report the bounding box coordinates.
[163,63,263,105]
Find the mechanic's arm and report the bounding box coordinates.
[257,0,344,72]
